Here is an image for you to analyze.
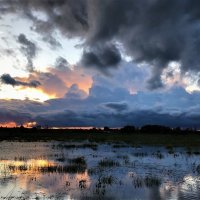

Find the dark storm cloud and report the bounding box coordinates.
[147,67,164,89]
[28,71,68,97]
[0,108,32,124]
[3,0,89,41]
[55,56,69,69]
[33,108,200,128]
[0,0,200,89]
[4,0,200,87]
[103,102,128,112]
[0,74,41,88]
[18,34,37,72]
[65,84,87,99]
[81,44,121,71]
[0,48,15,57]
[1,76,200,128]
[42,35,62,49]
[38,78,200,128]
[198,78,200,87]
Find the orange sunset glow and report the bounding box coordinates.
[0,122,17,128]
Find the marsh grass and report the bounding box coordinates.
[68,156,86,166]
[39,164,87,173]
[133,152,148,157]
[186,151,192,155]
[144,176,161,187]
[116,155,130,164]
[189,151,200,155]
[132,175,161,188]
[168,150,175,154]
[63,165,86,173]
[57,143,98,150]
[132,177,143,188]
[94,175,116,197]
[152,151,164,159]
[116,155,129,159]
[79,179,87,189]
[185,150,200,155]
[14,156,26,161]
[196,165,200,174]
[88,167,102,175]
[112,144,128,148]
[193,151,200,155]
[8,157,87,174]
[56,157,65,162]
[98,158,120,168]
[166,145,175,154]
[166,145,173,150]
[100,175,115,185]
[56,152,66,162]
[1,129,200,147]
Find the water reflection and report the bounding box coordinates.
[0,142,199,199]
[0,159,56,174]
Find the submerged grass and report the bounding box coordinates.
[133,152,148,157]
[68,156,87,165]
[56,157,65,162]
[57,143,98,150]
[112,144,128,148]
[186,151,200,155]
[196,165,200,174]
[152,151,164,159]
[132,175,161,188]
[7,156,87,174]
[8,164,87,174]
[100,175,115,185]
[98,158,120,168]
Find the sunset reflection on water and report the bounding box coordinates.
[0,157,91,199]
[0,142,199,200]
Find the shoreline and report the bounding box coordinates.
[0,128,199,147]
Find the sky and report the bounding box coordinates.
[0,0,200,128]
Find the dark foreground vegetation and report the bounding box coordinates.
[0,125,199,146]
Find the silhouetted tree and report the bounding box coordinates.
[141,125,171,134]
[120,125,135,133]
[173,127,181,134]
[104,127,110,132]
[20,125,25,129]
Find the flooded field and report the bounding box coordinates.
[0,141,199,200]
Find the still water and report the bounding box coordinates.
[0,141,199,199]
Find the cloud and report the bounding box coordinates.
[198,79,200,87]
[81,43,121,72]
[27,71,68,98]
[65,84,87,99]
[0,74,41,88]
[0,58,92,100]
[22,60,92,98]
[55,56,69,69]
[1,82,200,128]
[3,0,200,88]
[103,102,128,112]
[92,61,150,93]
[37,79,200,128]
[39,110,200,128]
[1,59,199,128]
[49,60,93,94]
[0,48,15,57]
[41,35,62,49]
[0,107,32,125]
[2,1,200,127]
[18,33,37,71]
